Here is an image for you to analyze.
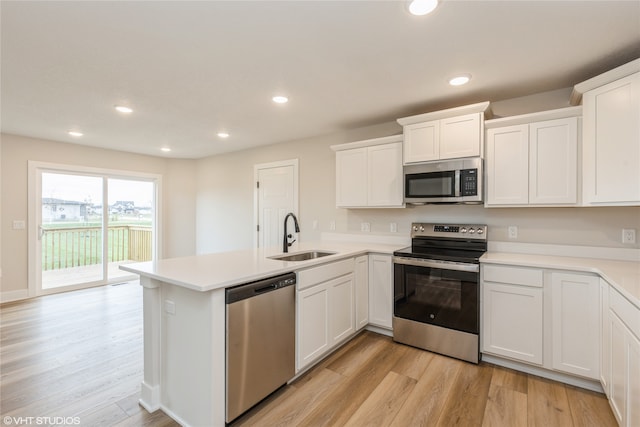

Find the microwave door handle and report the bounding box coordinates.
[454,170,461,197]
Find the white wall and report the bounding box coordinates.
[195,88,640,254]
[0,133,196,298]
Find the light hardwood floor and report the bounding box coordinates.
[1,283,617,427]
[0,282,178,426]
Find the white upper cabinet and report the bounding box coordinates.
[529,118,578,204]
[335,147,367,207]
[440,113,483,159]
[403,120,439,163]
[572,59,640,206]
[367,142,403,206]
[332,135,404,208]
[485,107,580,207]
[486,124,530,205]
[398,102,491,164]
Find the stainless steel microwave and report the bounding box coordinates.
[404,157,483,204]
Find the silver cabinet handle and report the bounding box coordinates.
[393,256,479,273]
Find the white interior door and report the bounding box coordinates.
[254,160,298,249]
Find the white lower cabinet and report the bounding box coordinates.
[482,281,543,365]
[551,272,600,379]
[368,254,393,329]
[297,284,330,370]
[600,278,611,395]
[328,275,355,345]
[482,265,600,378]
[354,255,369,330]
[608,286,640,427]
[296,258,356,372]
[297,273,354,371]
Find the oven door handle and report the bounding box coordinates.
[393,256,479,273]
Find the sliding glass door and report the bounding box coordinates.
[32,163,159,295]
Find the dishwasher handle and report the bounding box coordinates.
[226,272,296,304]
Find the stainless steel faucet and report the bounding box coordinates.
[282,213,300,253]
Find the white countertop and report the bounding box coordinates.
[481,252,640,308]
[120,241,404,292]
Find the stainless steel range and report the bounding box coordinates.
[392,223,487,364]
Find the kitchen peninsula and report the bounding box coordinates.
[120,241,403,427]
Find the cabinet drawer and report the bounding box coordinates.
[610,287,640,338]
[483,264,543,288]
[297,258,355,290]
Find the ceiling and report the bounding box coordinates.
[2,1,639,159]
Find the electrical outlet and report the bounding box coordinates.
[390,222,398,233]
[329,220,336,231]
[164,300,176,315]
[622,228,636,244]
[508,226,518,239]
[361,222,371,232]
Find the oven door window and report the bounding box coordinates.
[394,265,478,334]
[405,171,456,198]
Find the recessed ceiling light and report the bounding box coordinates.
[217,132,230,138]
[68,130,83,137]
[115,105,133,113]
[161,147,171,152]
[408,0,438,16]
[449,74,472,86]
[272,96,288,104]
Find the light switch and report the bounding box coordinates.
[12,220,26,230]
[390,223,398,233]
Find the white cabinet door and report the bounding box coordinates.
[403,120,439,163]
[367,142,404,207]
[368,254,392,329]
[610,312,627,425]
[482,282,543,365]
[551,272,600,379]
[297,284,329,371]
[529,117,578,204]
[628,332,640,427]
[440,113,482,159]
[354,255,369,330]
[600,279,611,395]
[583,72,640,205]
[486,124,529,205]
[328,275,355,345]
[336,148,367,207]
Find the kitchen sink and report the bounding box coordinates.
[269,250,336,262]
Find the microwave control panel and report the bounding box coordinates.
[460,169,478,196]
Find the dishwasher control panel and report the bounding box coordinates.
[226,272,296,304]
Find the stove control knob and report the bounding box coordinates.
[461,227,467,233]
[477,228,484,235]
[413,225,418,232]
[419,226,425,232]
[469,228,476,234]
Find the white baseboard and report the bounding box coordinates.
[365,324,393,337]
[0,289,30,303]
[482,353,604,393]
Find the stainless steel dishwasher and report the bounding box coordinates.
[225,272,296,423]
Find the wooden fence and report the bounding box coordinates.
[41,225,152,271]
